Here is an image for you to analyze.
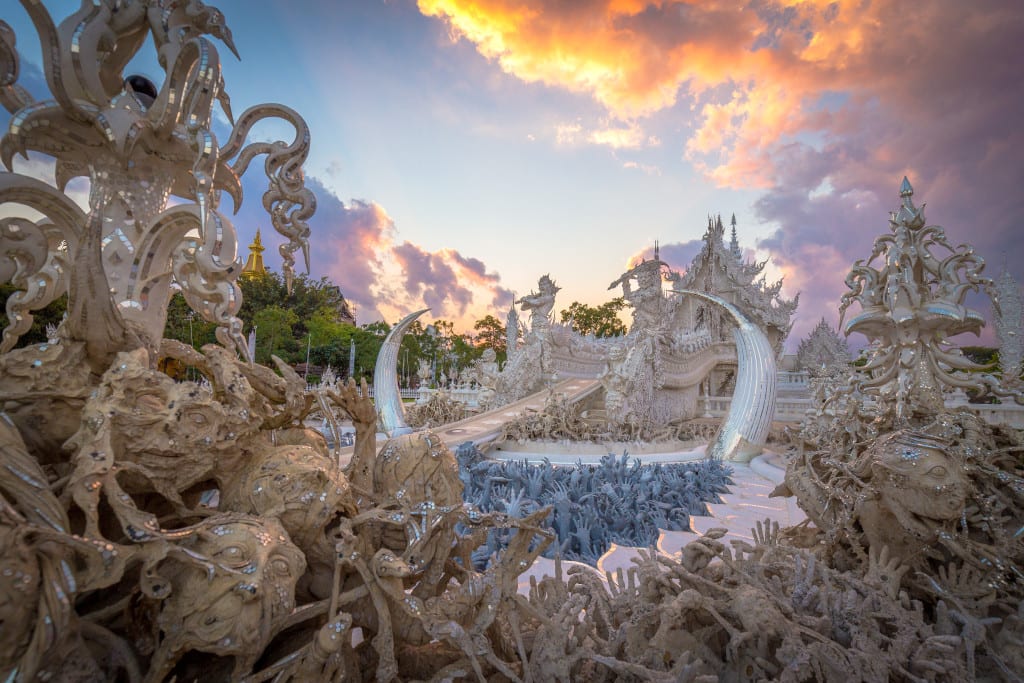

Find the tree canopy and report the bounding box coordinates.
[559,298,627,337]
[5,265,535,385]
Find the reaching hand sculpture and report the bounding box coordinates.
[0,0,313,368]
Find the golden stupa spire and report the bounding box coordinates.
[242,229,267,275]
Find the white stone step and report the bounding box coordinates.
[657,528,699,556]
[596,542,648,577]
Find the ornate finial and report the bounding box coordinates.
[894,177,925,228]
[242,229,267,275]
[899,176,914,198]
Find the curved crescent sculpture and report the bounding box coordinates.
[675,290,776,462]
[374,308,429,436]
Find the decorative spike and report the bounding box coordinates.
[899,176,913,198]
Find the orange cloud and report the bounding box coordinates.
[418,0,761,118]
[416,0,914,187]
[421,1,1024,352]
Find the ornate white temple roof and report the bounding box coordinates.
[674,214,798,354]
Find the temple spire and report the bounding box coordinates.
[242,229,267,276]
[729,215,741,260]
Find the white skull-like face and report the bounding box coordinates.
[75,349,253,494]
[870,431,968,521]
[154,515,305,666]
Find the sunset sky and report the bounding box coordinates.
[4,1,1023,350]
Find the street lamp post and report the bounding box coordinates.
[426,324,438,388]
[304,333,312,380]
[185,311,194,380]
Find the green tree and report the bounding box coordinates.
[163,292,218,349]
[238,271,353,339]
[961,346,998,368]
[0,283,67,348]
[253,305,299,363]
[473,314,507,363]
[308,323,356,375]
[559,297,627,337]
[450,333,482,375]
[307,307,347,347]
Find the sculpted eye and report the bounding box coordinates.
[185,410,207,425]
[216,545,247,564]
[270,557,292,576]
[927,465,947,477]
[135,391,165,411]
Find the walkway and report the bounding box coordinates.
[332,377,602,461]
[433,377,602,449]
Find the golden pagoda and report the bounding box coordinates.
[241,229,267,276]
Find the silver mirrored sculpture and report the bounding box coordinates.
[839,178,1021,418]
[372,308,428,435]
[677,289,776,461]
[0,1,313,367]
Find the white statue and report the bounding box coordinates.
[600,344,630,424]
[608,257,668,337]
[472,348,500,407]
[517,274,559,336]
[417,358,432,384]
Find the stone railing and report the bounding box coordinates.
[777,370,810,389]
[703,396,813,423]
[958,403,1024,429]
[306,383,420,400]
[946,393,1024,428]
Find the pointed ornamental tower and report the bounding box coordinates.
[729,214,742,261]
[242,229,267,276]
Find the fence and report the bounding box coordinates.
[306,383,420,400]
